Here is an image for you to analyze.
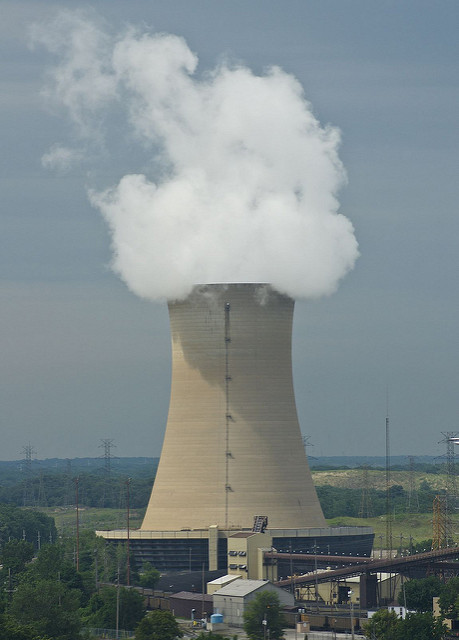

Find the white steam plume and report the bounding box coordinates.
[34,12,359,301]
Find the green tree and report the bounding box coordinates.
[396,612,446,640]
[410,538,433,554]
[363,609,399,640]
[243,591,285,640]
[399,576,443,612]
[135,610,182,640]
[9,579,81,640]
[0,540,34,575]
[0,613,51,640]
[139,562,161,589]
[0,505,56,549]
[80,586,145,630]
[438,576,459,619]
[21,543,89,605]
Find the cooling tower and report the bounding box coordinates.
[141,283,326,531]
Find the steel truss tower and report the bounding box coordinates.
[435,431,458,547]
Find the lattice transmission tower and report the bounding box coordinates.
[432,494,449,549]
[435,431,458,547]
[99,439,116,476]
[99,439,117,507]
[22,443,36,506]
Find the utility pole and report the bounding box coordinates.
[385,407,393,558]
[399,533,405,555]
[348,590,355,640]
[116,565,120,639]
[94,547,99,590]
[405,456,419,513]
[289,542,294,595]
[314,540,319,611]
[75,477,80,572]
[126,478,131,587]
[358,464,373,518]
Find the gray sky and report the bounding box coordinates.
[1,1,459,461]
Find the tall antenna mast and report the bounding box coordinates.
[385,392,392,558]
[75,477,80,572]
[126,478,131,586]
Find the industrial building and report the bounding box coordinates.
[212,578,294,627]
[98,284,373,572]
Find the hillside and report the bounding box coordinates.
[311,468,449,492]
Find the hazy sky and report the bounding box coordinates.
[2,1,459,461]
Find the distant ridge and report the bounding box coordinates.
[0,457,159,477]
[0,455,434,469]
[309,455,436,468]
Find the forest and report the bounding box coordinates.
[0,504,155,639]
[0,457,449,519]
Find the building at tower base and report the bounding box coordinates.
[99,525,374,577]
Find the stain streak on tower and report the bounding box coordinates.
[141,283,326,531]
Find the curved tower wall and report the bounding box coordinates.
[141,283,326,531]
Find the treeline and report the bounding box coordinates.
[0,458,158,509]
[0,471,444,517]
[316,480,439,519]
[0,504,56,549]
[0,473,155,509]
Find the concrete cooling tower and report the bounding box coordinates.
[141,283,326,531]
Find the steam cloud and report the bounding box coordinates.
[34,11,359,301]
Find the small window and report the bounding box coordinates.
[238,551,247,556]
